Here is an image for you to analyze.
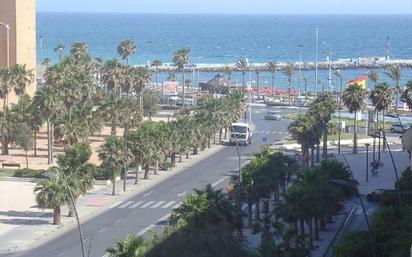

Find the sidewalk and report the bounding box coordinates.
[0,143,225,254]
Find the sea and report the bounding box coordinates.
[36,13,412,91]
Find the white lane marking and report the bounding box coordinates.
[114,218,123,224]
[211,177,227,188]
[177,191,188,197]
[118,201,134,208]
[140,201,155,208]
[271,131,277,134]
[98,228,107,234]
[172,202,182,209]
[135,213,171,236]
[130,201,145,208]
[102,253,110,257]
[58,250,67,256]
[143,190,153,197]
[161,201,176,208]
[265,131,271,135]
[150,201,166,208]
[110,201,123,208]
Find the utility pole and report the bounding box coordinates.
[315,27,319,95]
[385,36,390,61]
[298,44,303,97]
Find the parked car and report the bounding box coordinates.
[390,122,409,133]
[367,189,396,202]
[264,111,282,120]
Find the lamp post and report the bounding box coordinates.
[298,44,303,97]
[322,48,332,91]
[0,21,10,68]
[335,70,343,154]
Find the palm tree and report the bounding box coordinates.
[255,68,260,99]
[41,58,52,74]
[367,70,380,87]
[151,59,162,93]
[0,64,34,155]
[70,42,88,59]
[265,61,277,94]
[99,135,129,195]
[106,235,147,257]
[117,40,137,64]
[342,83,366,154]
[173,48,190,105]
[370,82,392,152]
[235,58,249,94]
[34,85,61,164]
[34,176,68,225]
[54,44,64,62]
[98,93,123,135]
[131,66,151,114]
[302,76,308,99]
[282,64,295,105]
[384,63,402,110]
[308,93,337,159]
[223,66,233,82]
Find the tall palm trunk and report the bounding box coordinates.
[353,110,358,154]
[135,163,141,184]
[242,72,246,94]
[311,147,315,167]
[182,69,185,105]
[33,130,37,157]
[382,110,386,151]
[316,144,320,162]
[271,74,275,94]
[2,95,8,155]
[51,122,55,164]
[288,78,291,105]
[25,150,29,168]
[322,125,328,159]
[255,200,260,220]
[307,218,314,249]
[53,205,62,225]
[155,69,159,93]
[144,164,150,179]
[112,165,116,196]
[47,119,51,164]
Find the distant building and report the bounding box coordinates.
[199,74,231,94]
[0,0,36,107]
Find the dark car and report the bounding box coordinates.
[367,189,396,202]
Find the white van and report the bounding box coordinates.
[230,122,253,145]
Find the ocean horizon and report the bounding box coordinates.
[36,13,412,90]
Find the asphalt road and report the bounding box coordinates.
[12,106,296,257]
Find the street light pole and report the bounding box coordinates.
[335,70,343,154]
[365,143,370,182]
[315,27,319,95]
[328,48,332,90]
[298,44,303,97]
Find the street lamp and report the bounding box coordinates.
[298,44,303,97]
[335,70,343,155]
[322,48,333,91]
[0,21,10,68]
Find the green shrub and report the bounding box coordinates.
[160,161,173,171]
[13,168,46,178]
[93,165,112,180]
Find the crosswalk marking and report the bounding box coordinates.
[110,201,123,208]
[119,201,134,208]
[172,202,182,209]
[150,201,166,208]
[130,201,145,208]
[111,200,184,209]
[140,201,156,208]
[161,201,176,208]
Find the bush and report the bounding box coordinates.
[333,231,371,257]
[93,165,121,180]
[13,168,47,178]
[160,161,173,171]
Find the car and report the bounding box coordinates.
[390,123,409,133]
[366,189,396,202]
[264,111,282,120]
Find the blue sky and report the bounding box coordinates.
[37,0,412,14]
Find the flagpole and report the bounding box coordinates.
[315,27,319,95]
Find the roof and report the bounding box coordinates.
[231,122,250,127]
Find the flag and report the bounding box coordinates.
[347,75,367,90]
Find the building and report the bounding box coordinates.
[0,0,36,107]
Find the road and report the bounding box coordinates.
[11,106,296,257]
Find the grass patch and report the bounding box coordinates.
[0,168,46,178]
[0,168,18,177]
